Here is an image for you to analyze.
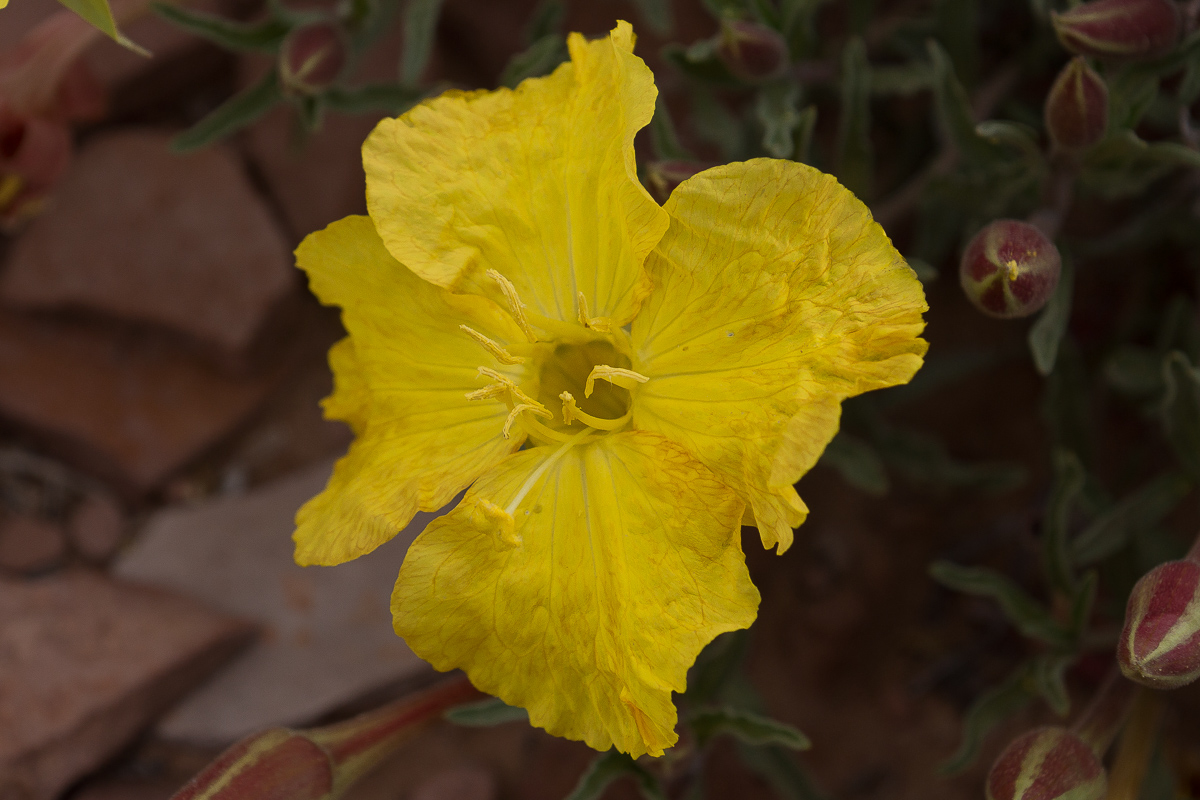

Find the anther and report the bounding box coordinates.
[460,324,525,365]
[486,269,538,342]
[559,391,578,425]
[465,383,508,401]
[503,403,552,439]
[584,365,650,398]
[577,292,612,333]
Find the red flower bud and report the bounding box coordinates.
[959,220,1062,319]
[1118,558,1200,689]
[716,20,789,82]
[1051,0,1181,62]
[0,107,71,230]
[279,22,348,95]
[986,727,1107,800]
[646,160,715,203]
[1045,57,1109,152]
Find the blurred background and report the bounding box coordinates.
[1,0,1199,798]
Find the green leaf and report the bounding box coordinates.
[689,86,747,160]
[499,33,568,88]
[1067,570,1097,641]
[650,95,694,160]
[781,0,833,58]
[1104,346,1164,398]
[1107,68,1159,131]
[870,62,934,95]
[171,69,284,152]
[756,81,803,159]
[935,0,979,87]
[836,37,872,198]
[662,41,739,85]
[794,104,818,164]
[926,39,1001,163]
[736,743,829,800]
[323,84,425,115]
[820,433,889,496]
[906,256,939,283]
[1042,449,1084,594]
[1072,473,1193,565]
[1028,255,1074,377]
[929,561,1069,646]
[57,0,148,54]
[975,120,1043,164]
[690,706,811,750]
[630,0,673,34]
[443,696,529,726]
[1161,352,1200,482]
[401,0,444,84]
[686,630,749,707]
[1081,131,1200,198]
[525,0,565,43]
[1031,653,1074,717]
[295,93,324,132]
[566,750,666,800]
[872,426,1026,492]
[939,664,1035,774]
[151,3,288,52]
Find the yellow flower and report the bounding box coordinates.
[293,22,927,758]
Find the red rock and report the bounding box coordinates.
[0,570,255,800]
[0,515,65,574]
[67,492,126,562]
[0,129,295,365]
[411,766,497,800]
[0,309,293,495]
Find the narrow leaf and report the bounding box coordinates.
[690,706,811,750]
[525,0,565,43]
[873,426,1026,492]
[736,743,829,800]
[836,37,872,198]
[401,0,444,84]
[939,664,1034,774]
[630,0,672,34]
[1067,570,1097,641]
[1031,653,1074,717]
[57,0,147,54]
[929,561,1069,646]
[820,433,889,496]
[756,81,803,159]
[1042,449,1084,595]
[690,86,746,160]
[566,750,666,800]
[152,3,288,52]
[662,42,739,85]
[323,84,425,115]
[171,70,284,152]
[1072,473,1193,565]
[686,630,748,707]
[1028,255,1074,376]
[650,95,694,160]
[1161,352,1200,482]
[794,104,817,164]
[499,33,568,88]
[443,696,529,726]
[926,39,1000,163]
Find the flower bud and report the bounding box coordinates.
[1051,0,1181,61]
[959,220,1062,319]
[646,160,715,203]
[716,20,789,82]
[1045,57,1109,152]
[279,21,348,95]
[172,729,334,800]
[986,727,1107,800]
[1118,558,1200,689]
[0,108,71,229]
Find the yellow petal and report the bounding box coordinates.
[632,160,927,553]
[363,21,668,326]
[294,216,531,566]
[392,431,759,757]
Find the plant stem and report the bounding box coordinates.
[1071,669,1135,755]
[1103,688,1164,800]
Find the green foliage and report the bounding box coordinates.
[756,81,803,159]
[836,37,872,197]
[929,561,1074,647]
[172,69,284,152]
[151,4,288,52]
[820,433,889,496]
[565,750,665,800]
[938,665,1035,774]
[401,0,444,84]
[689,707,811,750]
[58,0,147,54]
[1028,256,1074,376]
[443,697,530,726]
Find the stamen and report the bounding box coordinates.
[502,402,552,439]
[577,292,612,333]
[486,269,538,342]
[560,391,631,431]
[584,365,650,398]
[460,324,524,365]
[476,499,519,547]
[477,367,542,409]
[465,383,508,401]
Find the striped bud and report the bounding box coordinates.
[986,727,1107,800]
[716,20,789,82]
[646,160,715,202]
[959,220,1062,319]
[1045,57,1109,153]
[279,22,348,95]
[1118,558,1200,689]
[169,678,480,800]
[1051,0,1181,61]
